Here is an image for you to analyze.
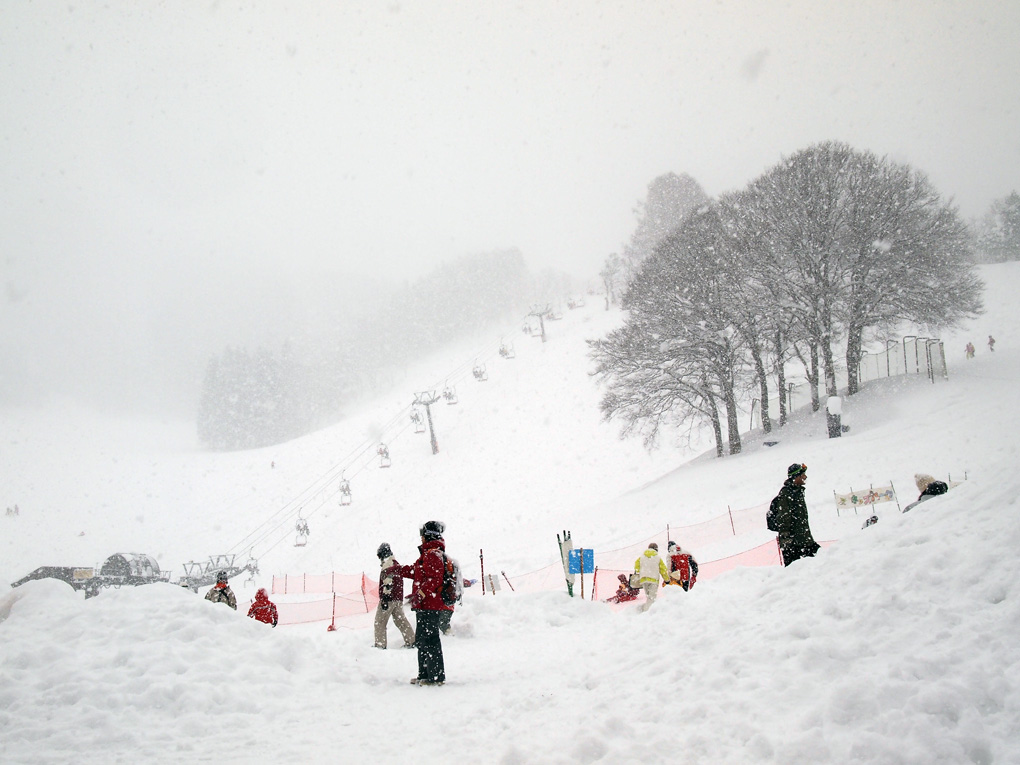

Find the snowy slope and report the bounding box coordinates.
[1,264,1018,764]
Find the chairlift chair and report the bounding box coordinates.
[443,385,458,405]
[294,515,310,547]
[472,363,488,382]
[410,408,426,433]
[378,443,392,468]
[339,478,352,506]
[243,552,259,588]
[499,342,515,360]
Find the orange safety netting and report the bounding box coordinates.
[267,573,379,626]
[268,499,837,624]
[271,572,373,595]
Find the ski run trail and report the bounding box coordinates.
[2,263,1018,764]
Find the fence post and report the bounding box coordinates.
[327,592,337,632]
[728,506,736,536]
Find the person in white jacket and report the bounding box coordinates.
[633,543,670,612]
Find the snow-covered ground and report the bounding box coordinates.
[1,264,1017,764]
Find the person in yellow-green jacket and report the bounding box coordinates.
[633,542,670,612]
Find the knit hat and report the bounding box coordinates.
[420,520,445,541]
[216,571,229,584]
[618,573,628,582]
[667,541,677,552]
[788,463,807,478]
[377,542,393,560]
[915,473,935,492]
[648,542,658,551]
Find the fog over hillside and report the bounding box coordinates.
[1,263,1016,764]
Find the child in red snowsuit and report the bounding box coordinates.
[605,573,640,603]
[247,588,279,627]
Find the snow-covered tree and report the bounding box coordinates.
[599,253,622,310]
[592,204,745,456]
[976,191,1020,263]
[621,172,709,282]
[837,152,983,393]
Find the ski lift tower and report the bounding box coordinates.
[413,390,442,455]
[527,305,548,343]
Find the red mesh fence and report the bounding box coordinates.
[265,573,379,626]
[269,500,837,624]
[271,572,371,595]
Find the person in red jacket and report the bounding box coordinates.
[401,520,452,686]
[247,588,278,627]
[665,541,699,591]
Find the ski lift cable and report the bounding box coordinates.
[227,401,418,556]
[255,417,420,559]
[238,411,421,561]
[231,311,547,561]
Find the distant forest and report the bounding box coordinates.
[197,249,573,450]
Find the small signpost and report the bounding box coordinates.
[567,548,594,600]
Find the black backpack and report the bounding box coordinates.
[440,553,458,607]
[766,495,781,532]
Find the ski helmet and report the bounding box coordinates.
[419,520,445,540]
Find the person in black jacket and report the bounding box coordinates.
[902,473,949,512]
[768,463,820,567]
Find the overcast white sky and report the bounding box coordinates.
[2,0,1019,409]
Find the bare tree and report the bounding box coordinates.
[838,153,983,392]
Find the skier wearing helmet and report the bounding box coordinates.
[401,520,452,686]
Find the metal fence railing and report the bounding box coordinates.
[751,335,947,431]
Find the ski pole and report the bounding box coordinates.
[501,570,515,591]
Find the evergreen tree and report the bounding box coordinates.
[621,172,709,282]
[976,191,1020,262]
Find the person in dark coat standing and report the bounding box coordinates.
[400,520,452,686]
[247,587,279,627]
[768,463,820,567]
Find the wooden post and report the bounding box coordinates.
[480,549,486,595]
[580,549,585,600]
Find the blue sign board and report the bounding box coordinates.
[567,548,594,574]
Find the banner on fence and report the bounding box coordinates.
[833,484,898,512]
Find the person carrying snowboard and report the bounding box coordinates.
[633,542,670,612]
